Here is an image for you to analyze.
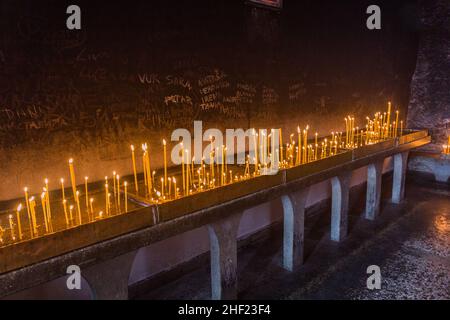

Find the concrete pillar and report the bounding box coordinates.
[207,211,243,300]
[83,250,137,300]
[365,159,384,220]
[392,152,409,204]
[330,171,351,242]
[281,187,310,271]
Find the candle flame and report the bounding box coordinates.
[17,204,22,211]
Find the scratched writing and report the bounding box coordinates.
[76,47,109,63]
[138,73,161,85]
[166,75,192,91]
[288,82,306,101]
[164,95,193,106]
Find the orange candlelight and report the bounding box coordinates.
[124,181,128,213]
[131,145,139,193]
[16,204,23,240]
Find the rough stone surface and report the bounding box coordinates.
[83,250,138,300]
[365,160,384,220]
[282,188,309,271]
[208,212,243,300]
[408,154,450,182]
[392,151,409,203]
[407,0,450,151]
[330,172,351,242]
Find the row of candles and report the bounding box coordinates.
[0,160,130,244]
[129,103,402,202]
[0,103,403,245]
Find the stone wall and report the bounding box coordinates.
[407,0,450,151]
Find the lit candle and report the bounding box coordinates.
[168,177,172,198]
[41,191,49,233]
[163,139,167,193]
[89,198,94,216]
[29,197,37,237]
[344,118,348,146]
[302,129,307,163]
[60,178,65,202]
[160,177,164,198]
[8,214,15,240]
[63,199,69,227]
[24,187,33,238]
[105,182,109,215]
[116,175,120,211]
[69,205,74,224]
[395,111,399,137]
[297,126,301,165]
[112,171,117,207]
[400,121,403,136]
[185,149,190,192]
[131,145,139,193]
[221,145,225,185]
[124,181,128,213]
[387,102,391,136]
[145,145,152,197]
[253,130,258,174]
[76,190,82,225]
[191,156,195,186]
[84,176,89,211]
[173,178,177,199]
[315,133,318,159]
[245,156,249,176]
[351,118,355,146]
[152,171,156,188]
[68,158,77,200]
[16,204,23,240]
[181,143,185,195]
[142,143,152,198]
[279,128,283,163]
[215,147,219,179]
[44,183,52,233]
[142,145,148,188]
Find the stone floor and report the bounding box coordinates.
[135,176,450,300]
